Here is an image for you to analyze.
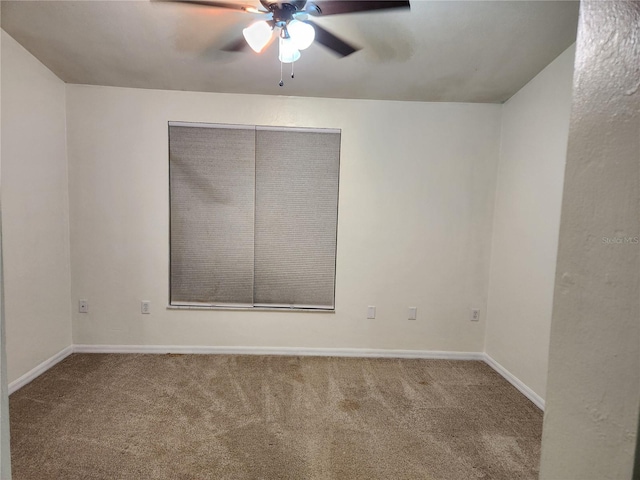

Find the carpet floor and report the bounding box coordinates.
[10,354,543,479]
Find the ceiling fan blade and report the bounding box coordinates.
[221,36,250,52]
[311,0,410,16]
[164,0,267,13]
[306,20,359,57]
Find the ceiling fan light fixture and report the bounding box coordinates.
[278,36,301,63]
[287,19,315,51]
[242,20,272,53]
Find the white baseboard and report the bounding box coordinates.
[482,353,545,410]
[7,344,542,412]
[73,344,485,360]
[9,345,74,395]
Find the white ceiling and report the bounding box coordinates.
[1,0,579,103]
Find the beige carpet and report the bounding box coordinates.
[10,354,543,479]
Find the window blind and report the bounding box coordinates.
[254,127,340,309]
[169,123,256,306]
[169,122,340,310]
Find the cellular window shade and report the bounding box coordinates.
[254,127,340,309]
[169,124,256,305]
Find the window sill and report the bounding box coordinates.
[166,305,335,313]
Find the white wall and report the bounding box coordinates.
[484,45,575,402]
[1,31,72,383]
[540,1,639,477]
[66,85,501,352]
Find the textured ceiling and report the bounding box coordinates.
[1,0,579,103]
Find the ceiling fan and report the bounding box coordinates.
[166,0,410,85]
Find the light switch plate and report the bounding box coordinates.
[141,301,151,314]
[408,307,417,320]
[367,306,376,319]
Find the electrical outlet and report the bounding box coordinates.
[408,307,417,320]
[79,300,88,313]
[141,301,151,315]
[367,306,376,319]
[471,308,480,322]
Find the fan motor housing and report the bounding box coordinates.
[260,0,307,10]
[260,0,320,23]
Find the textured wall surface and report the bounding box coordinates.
[485,45,575,403]
[540,2,640,478]
[0,14,14,480]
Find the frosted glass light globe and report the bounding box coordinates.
[242,21,272,53]
[287,20,315,51]
[279,37,301,63]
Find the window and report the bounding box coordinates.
[169,122,340,310]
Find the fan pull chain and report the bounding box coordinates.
[291,62,295,79]
[279,61,284,87]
